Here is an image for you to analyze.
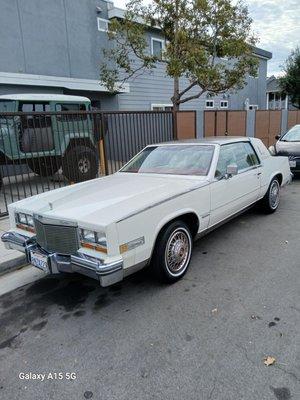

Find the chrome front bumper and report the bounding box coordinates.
[1,231,123,287]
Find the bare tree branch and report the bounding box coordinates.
[178,81,198,98]
[179,89,206,104]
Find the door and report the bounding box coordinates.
[18,102,54,154]
[210,142,261,226]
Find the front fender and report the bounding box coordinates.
[153,208,200,241]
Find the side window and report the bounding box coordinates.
[243,142,260,166]
[151,38,165,60]
[215,144,236,178]
[20,103,34,112]
[19,102,50,112]
[55,103,86,112]
[19,102,51,128]
[233,142,259,170]
[55,103,86,121]
[215,142,260,178]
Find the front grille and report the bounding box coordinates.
[34,218,79,255]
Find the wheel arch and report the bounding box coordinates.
[64,138,96,154]
[149,210,200,261]
[271,172,283,186]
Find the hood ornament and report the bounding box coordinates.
[49,202,53,210]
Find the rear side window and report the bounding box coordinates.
[19,102,51,112]
[55,103,86,121]
[55,103,86,112]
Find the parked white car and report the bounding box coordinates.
[2,137,291,286]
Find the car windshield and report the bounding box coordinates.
[120,145,215,176]
[281,125,300,142]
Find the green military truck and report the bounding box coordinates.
[0,94,99,185]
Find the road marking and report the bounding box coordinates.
[0,265,44,297]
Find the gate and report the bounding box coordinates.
[101,111,174,174]
[0,110,174,217]
[204,111,247,137]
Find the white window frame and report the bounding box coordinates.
[97,18,109,32]
[151,38,165,59]
[220,100,228,109]
[151,103,173,111]
[248,104,259,110]
[205,100,214,109]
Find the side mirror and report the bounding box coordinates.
[225,164,238,178]
[275,134,281,140]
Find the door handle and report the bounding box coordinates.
[257,172,262,176]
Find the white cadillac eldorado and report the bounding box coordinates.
[2,137,292,287]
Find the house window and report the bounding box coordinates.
[205,100,214,109]
[97,18,109,32]
[220,100,228,109]
[248,104,259,110]
[151,38,165,59]
[151,104,173,111]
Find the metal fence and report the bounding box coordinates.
[0,110,174,217]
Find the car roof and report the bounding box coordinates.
[155,136,250,146]
[0,94,91,102]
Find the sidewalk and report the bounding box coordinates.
[0,217,27,274]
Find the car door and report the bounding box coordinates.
[209,142,261,226]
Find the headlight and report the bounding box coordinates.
[268,145,276,156]
[79,228,107,253]
[15,212,35,233]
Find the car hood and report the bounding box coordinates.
[12,173,208,228]
[275,141,300,157]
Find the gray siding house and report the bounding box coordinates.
[0,0,272,117]
[266,75,296,110]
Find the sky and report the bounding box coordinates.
[112,0,300,77]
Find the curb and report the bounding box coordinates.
[0,255,28,276]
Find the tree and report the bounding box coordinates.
[100,0,258,111]
[279,47,300,109]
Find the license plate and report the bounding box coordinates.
[30,251,49,273]
[289,160,296,168]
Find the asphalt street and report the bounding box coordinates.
[0,180,300,400]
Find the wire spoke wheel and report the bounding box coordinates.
[164,228,191,276]
[269,179,280,209]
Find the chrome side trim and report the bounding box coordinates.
[117,182,210,223]
[194,201,257,240]
[202,212,210,219]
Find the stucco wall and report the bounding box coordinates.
[0,0,110,79]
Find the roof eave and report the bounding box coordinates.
[0,71,130,94]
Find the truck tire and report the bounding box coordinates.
[151,220,193,283]
[259,177,280,214]
[62,145,98,183]
[28,157,59,177]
